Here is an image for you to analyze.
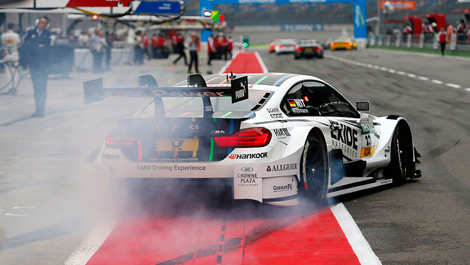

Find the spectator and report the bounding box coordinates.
[207,34,216,65]
[1,23,21,63]
[89,28,104,72]
[1,23,21,94]
[438,27,446,56]
[456,19,467,43]
[22,16,51,117]
[78,31,89,48]
[403,23,412,42]
[171,32,178,53]
[431,22,438,33]
[187,33,200,74]
[151,33,158,58]
[104,32,114,71]
[155,33,167,59]
[142,32,150,60]
[134,30,143,65]
[227,36,233,60]
[447,23,453,43]
[221,35,228,60]
[215,35,222,59]
[173,33,187,66]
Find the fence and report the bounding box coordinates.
[368,32,470,51]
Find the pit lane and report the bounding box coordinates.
[0,44,469,264]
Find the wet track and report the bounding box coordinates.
[0,47,469,264]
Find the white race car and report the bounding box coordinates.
[85,73,421,207]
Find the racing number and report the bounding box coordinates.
[360,135,374,158]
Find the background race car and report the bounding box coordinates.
[294,39,324,59]
[274,39,297,55]
[85,73,421,207]
[330,36,357,51]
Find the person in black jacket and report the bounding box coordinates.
[172,33,187,66]
[23,16,51,118]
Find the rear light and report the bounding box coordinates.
[345,42,351,45]
[279,45,284,48]
[315,47,322,51]
[214,127,271,148]
[106,135,136,148]
[331,42,336,46]
[296,47,304,51]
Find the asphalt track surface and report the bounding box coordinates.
[0,47,469,264]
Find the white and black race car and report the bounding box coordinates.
[84,73,421,206]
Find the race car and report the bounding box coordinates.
[330,36,357,51]
[268,39,280,53]
[294,39,324,59]
[274,39,297,55]
[84,73,421,207]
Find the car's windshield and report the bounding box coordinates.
[282,81,359,118]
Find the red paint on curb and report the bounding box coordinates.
[223,52,264,73]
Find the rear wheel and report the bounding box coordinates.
[385,123,414,186]
[300,131,328,201]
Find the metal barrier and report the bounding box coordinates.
[369,33,470,51]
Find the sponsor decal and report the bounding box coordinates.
[266,163,297,172]
[266,107,280,113]
[102,154,120,160]
[189,124,200,133]
[270,113,283,119]
[229,152,268,160]
[291,108,309,114]
[237,172,257,183]
[211,129,226,135]
[136,164,206,171]
[379,179,393,185]
[272,183,293,193]
[273,128,291,139]
[288,99,306,108]
[171,139,184,148]
[241,166,254,172]
[360,146,375,158]
[360,123,374,135]
[231,76,249,103]
[330,121,359,157]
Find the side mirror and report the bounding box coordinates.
[356,101,370,111]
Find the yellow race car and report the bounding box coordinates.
[330,37,357,51]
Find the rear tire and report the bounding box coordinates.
[385,123,414,186]
[300,131,328,202]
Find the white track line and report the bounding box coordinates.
[254,51,269,73]
[331,203,382,265]
[65,221,116,265]
[446,83,461,89]
[326,54,465,91]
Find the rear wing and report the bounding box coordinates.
[83,73,249,118]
